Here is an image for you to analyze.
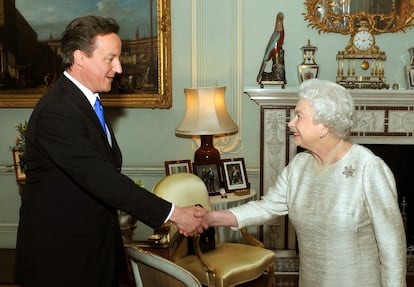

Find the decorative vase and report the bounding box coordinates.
[298,39,319,83]
[405,47,414,89]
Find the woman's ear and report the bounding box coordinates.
[319,126,329,138]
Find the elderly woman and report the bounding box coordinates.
[204,79,406,287]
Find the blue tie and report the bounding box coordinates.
[94,97,106,133]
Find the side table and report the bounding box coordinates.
[209,189,257,243]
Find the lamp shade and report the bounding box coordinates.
[176,86,238,136]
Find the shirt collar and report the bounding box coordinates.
[63,71,99,107]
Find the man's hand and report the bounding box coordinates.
[169,205,209,236]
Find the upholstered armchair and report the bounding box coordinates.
[152,173,275,287]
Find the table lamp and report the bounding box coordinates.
[176,86,238,165]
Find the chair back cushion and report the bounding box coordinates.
[152,173,212,210]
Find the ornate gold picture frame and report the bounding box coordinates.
[0,0,172,109]
[304,0,414,35]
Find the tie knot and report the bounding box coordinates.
[94,97,106,132]
[94,97,103,111]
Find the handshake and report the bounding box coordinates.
[169,204,236,236]
[169,205,211,236]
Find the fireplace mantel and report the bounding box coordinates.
[246,87,414,145]
[245,87,414,107]
[245,87,414,250]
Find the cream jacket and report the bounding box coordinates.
[230,144,406,287]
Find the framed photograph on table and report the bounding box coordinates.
[221,158,249,192]
[192,163,221,196]
[164,160,192,175]
[12,150,26,182]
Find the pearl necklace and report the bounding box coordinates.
[312,139,344,176]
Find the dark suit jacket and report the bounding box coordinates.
[15,75,172,287]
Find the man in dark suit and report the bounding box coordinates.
[15,15,207,287]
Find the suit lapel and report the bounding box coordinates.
[58,76,104,134]
[57,76,122,168]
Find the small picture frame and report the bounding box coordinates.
[12,150,26,182]
[221,158,249,191]
[192,163,221,195]
[298,64,319,83]
[164,160,192,175]
[406,65,414,89]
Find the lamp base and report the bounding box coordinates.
[194,135,221,164]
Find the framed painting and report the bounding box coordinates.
[221,158,249,191]
[192,163,222,196]
[164,160,192,175]
[0,0,172,109]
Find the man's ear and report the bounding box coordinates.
[73,50,85,67]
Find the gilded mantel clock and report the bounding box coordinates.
[336,20,389,89]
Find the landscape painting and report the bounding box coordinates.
[0,0,172,108]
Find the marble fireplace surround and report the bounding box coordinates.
[245,87,414,250]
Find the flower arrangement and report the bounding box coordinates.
[134,178,144,188]
[10,120,28,153]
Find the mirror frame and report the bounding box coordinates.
[0,0,172,109]
[304,0,414,35]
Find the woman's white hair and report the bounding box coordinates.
[298,79,354,139]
